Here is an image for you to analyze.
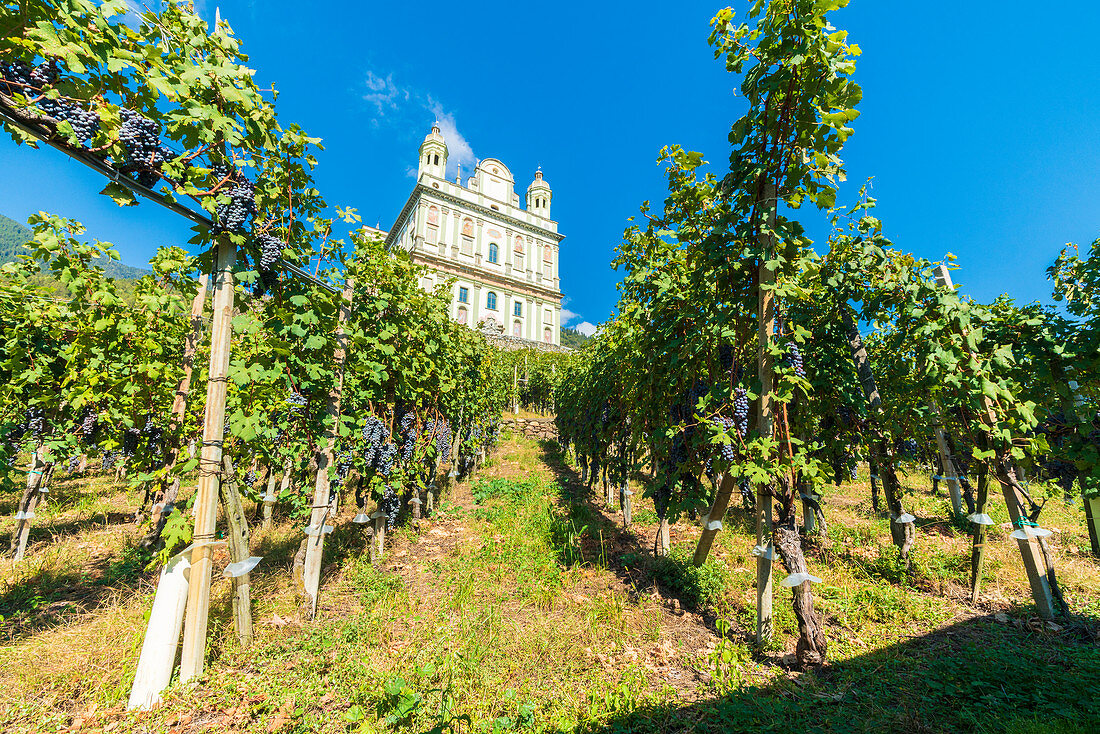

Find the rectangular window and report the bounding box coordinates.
[544,308,552,323]
[458,287,469,304]
[426,225,438,244]
[513,302,522,317]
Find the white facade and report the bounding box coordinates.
[384,125,565,346]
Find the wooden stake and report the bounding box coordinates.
[179,238,236,683]
[11,446,48,562]
[220,456,254,647]
[301,279,355,619]
[261,466,279,531]
[929,400,964,515]
[754,180,777,647]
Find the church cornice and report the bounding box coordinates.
[385,178,565,250]
[411,250,563,303]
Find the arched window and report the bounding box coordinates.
[457,307,467,325]
[488,242,499,264]
[514,236,525,270]
[513,321,523,337]
[543,327,552,343]
[433,154,439,165]
[486,291,497,310]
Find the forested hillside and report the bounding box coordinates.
[0,212,150,280]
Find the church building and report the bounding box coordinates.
[385,124,565,346]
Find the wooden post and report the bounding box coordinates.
[11,446,49,562]
[301,279,355,619]
[1066,380,1100,556]
[179,238,236,683]
[513,365,519,414]
[264,458,293,531]
[219,456,254,646]
[929,400,963,515]
[261,465,279,531]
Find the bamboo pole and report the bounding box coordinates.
[179,238,236,683]
[220,456,254,646]
[301,279,355,619]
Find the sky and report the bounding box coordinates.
[1,1,1099,336]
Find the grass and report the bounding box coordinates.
[0,438,1097,732]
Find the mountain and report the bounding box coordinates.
[0,212,151,280]
[560,326,591,350]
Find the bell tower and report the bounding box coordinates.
[526,167,552,218]
[418,123,448,179]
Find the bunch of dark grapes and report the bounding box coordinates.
[377,443,397,477]
[244,467,257,487]
[380,484,400,530]
[213,166,257,232]
[2,421,28,450]
[710,417,737,463]
[142,418,164,465]
[433,419,452,461]
[122,428,140,458]
[119,109,166,187]
[258,234,283,271]
[781,343,806,377]
[739,477,755,507]
[361,415,390,468]
[101,450,119,471]
[732,387,749,438]
[0,60,31,97]
[80,410,98,442]
[718,343,734,373]
[26,407,45,436]
[288,392,308,416]
[898,438,918,459]
[67,455,80,473]
[60,104,100,142]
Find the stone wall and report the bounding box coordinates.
[502,416,558,441]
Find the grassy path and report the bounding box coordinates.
[0,433,1098,732]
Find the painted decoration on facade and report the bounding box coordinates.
[514,235,524,253]
[487,229,501,239]
[462,218,474,237]
[427,206,439,225]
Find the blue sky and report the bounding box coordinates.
[2,1,1098,335]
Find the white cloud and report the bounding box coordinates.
[560,308,580,325]
[574,321,597,337]
[363,71,409,118]
[427,98,476,179]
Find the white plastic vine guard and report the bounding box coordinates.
[751,544,775,560]
[705,520,723,532]
[172,539,226,561]
[304,524,334,537]
[623,489,634,497]
[448,470,458,478]
[37,487,48,494]
[780,572,822,587]
[967,513,995,526]
[894,513,916,524]
[1010,527,1052,540]
[222,556,262,578]
[351,513,371,524]
[370,511,388,520]
[409,497,423,505]
[14,510,34,520]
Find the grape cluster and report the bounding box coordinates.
[80,410,98,442]
[710,417,737,463]
[379,484,400,530]
[433,419,452,461]
[732,387,749,438]
[26,408,45,436]
[0,60,31,97]
[258,234,283,271]
[718,343,734,373]
[288,392,308,416]
[244,467,257,487]
[61,105,100,142]
[781,343,806,377]
[119,109,169,187]
[213,165,257,232]
[142,418,164,465]
[101,450,119,472]
[401,426,418,464]
[67,455,81,473]
[897,438,918,459]
[738,478,755,507]
[122,427,140,458]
